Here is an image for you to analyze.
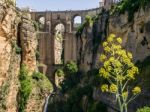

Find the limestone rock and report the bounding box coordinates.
[20,12,37,73]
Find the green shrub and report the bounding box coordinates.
[32,20,39,31]
[0,81,10,111]
[11,41,22,54]
[64,61,78,75]
[36,50,40,60]
[18,65,32,112]
[55,69,64,77]
[76,15,94,36]
[32,71,43,81]
[137,107,150,112]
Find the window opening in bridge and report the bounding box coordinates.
[38,16,45,30]
[54,23,65,64]
[73,16,82,29]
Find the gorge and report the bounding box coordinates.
[0,0,150,112]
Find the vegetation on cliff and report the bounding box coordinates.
[76,15,94,37]
[47,61,107,112]
[137,106,150,112]
[18,65,53,112]
[18,65,32,112]
[111,0,150,22]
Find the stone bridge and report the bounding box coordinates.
[31,7,102,79]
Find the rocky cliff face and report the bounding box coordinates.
[0,1,52,112]
[108,9,150,111]
[0,1,21,111]
[78,8,150,111]
[109,8,150,62]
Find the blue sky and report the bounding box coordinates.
[16,0,100,11]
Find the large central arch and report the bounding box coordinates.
[54,23,65,65]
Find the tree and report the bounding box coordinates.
[99,34,141,112]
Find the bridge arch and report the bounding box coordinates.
[53,23,65,65]
[52,21,66,34]
[31,7,102,77]
[37,15,46,31]
[72,14,82,31]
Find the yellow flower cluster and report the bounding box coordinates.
[109,57,115,62]
[99,34,141,110]
[104,61,110,68]
[118,50,126,57]
[113,60,122,68]
[107,34,116,42]
[127,52,133,59]
[110,84,118,93]
[117,37,122,44]
[99,68,110,79]
[103,42,108,47]
[101,84,118,93]
[122,57,131,64]
[117,75,125,82]
[127,66,139,79]
[101,84,109,92]
[132,86,141,95]
[104,46,111,52]
[110,34,116,38]
[107,37,113,42]
[106,66,112,72]
[100,54,107,62]
[112,45,122,50]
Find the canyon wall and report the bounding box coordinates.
[78,8,150,111]
[0,1,52,112]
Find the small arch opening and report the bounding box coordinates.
[38,16,45,30]
[73,16,82,30]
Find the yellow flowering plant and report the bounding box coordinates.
[99,34,141,112]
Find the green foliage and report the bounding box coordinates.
[18,65,32,112]
[64,61,78,75]
[18,66,53,112]
[137,107,150,112]
[47,61,107,112]
[55,69,64,77]
[61,62,80,93]
[32,71,43,81]
[33,72,53,95]
[32,20,39,31]
[11,41,22,54]
[15,45,22,54]
[36,50,40,60]
[111,0,150,22]
[76,15,94,36]
[0,81,10,111]
[99,34,140,112]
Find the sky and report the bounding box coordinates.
[16,0,100,11]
